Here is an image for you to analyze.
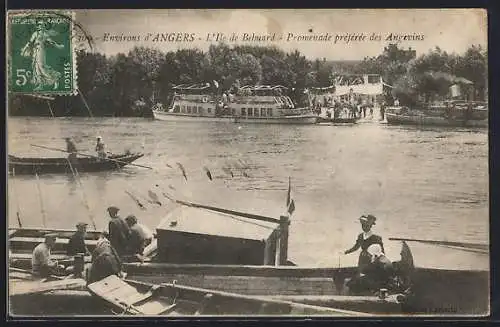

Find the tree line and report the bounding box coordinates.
[8,43,487,117]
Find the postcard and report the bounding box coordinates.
[7,8,488,317]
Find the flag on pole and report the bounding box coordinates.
[286,177,295,215]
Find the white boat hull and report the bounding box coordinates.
[153,111,318,125]
[386,113,488,128]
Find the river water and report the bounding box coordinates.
[7,116,489,267]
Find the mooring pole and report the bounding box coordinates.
[278,215,290,265]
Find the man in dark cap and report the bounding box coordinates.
[66,222,90,256]
[107,206,130,257]
[32,233,63,278]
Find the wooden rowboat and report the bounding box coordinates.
[8,152,144,175]
[87,275,368,316]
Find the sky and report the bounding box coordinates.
[74,9,487,60]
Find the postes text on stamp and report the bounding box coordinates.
[8,11,76,95]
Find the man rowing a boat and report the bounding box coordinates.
[65,137,77,160]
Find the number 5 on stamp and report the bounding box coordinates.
[8,11,77,95]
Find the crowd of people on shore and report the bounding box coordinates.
[30,206,153,284]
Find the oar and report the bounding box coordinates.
[388,237,488,252]
[11,168,23,228]
[30,144,153,170]
[65,158,97,230]
[125,190,147,210]
[34,172,47,228]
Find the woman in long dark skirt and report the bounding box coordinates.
[344,214,385,273]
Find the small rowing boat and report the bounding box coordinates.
[87,275,367,316]
[8,152,144,175]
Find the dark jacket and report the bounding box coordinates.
[66,232,88,256]
[88,242,122,284]
[108,217,130,256]
[347,233,385,271]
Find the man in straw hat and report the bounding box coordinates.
[107,206,130,257]
[31,233,64,278]
[344,214,385,273]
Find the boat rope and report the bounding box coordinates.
[65,159,97,230]
[11,168,23,228]
[34,172,47,228]
[77,88,94,118]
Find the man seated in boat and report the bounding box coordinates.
[66,222,91,256]
[95,136,106,160]
[345,243,395,295]
[65,137,78,160]
[124,215,153,262]
[87,230,125,284]
[31,233,64,278]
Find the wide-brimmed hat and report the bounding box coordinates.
[107,206,119,214]
[359,214,377,225]
[97,136,102,140]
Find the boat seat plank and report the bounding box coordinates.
[10,253,92,262]
[10,237,99,246]
[9,278,87,296]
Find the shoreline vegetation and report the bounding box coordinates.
[8,43,486,117]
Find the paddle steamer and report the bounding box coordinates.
[152,84,318,124]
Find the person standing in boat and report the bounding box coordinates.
[106,206,131,257]
[65,137,77,160]
[344,214,385,273]
[95,136,106,159]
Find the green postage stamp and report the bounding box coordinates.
[8,11,77,95]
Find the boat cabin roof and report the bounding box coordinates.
[157,206,279,241]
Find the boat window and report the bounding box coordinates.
[254,108,260,117]
[174,105,180,113]
[181,105,186,113]
[368,75,380,84]
[207,108,212,113]
[242,108,246,116]
[261,108,266,116]
[248,108,253,116]
[267,108,273,116]
[187,106,192,114]
[232,108,236,116]
[197,106,202,114]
